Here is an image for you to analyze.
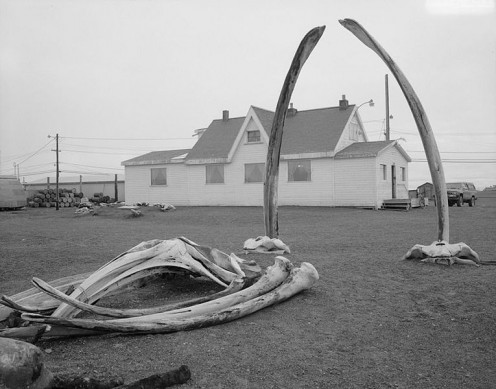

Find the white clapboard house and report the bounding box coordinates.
[122,96,411,208]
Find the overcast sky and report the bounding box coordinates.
[1,0,495,189]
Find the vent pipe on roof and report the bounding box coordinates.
[287,102,297,117]
[222,110,229,121]
[339,94,349,110]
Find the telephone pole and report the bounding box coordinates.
[50,133,60,210]
[385,74,390,141]
[55,133,59,210]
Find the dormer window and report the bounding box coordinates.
[247,130,261,143]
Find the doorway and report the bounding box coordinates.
[391,165,397,199]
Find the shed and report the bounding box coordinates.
[417,182,435,200]
[0,175,26,209]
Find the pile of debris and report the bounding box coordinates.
[27,189,83,208]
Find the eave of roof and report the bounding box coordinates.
[335,140,412,162]
[122,149,192,166]
[335,140,396,159]
[185,117,245,162]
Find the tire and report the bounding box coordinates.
[457,196,463,207]
[469,197,475,207]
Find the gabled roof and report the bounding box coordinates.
[122,149,191,166]
[185,117,245,162]
[278,106,355,155]
[185,104,355,163]
[335,140,412,162]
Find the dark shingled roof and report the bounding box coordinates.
[186,105,355,162]
[122,149,191,166]
[123,105,359,166]
[185,116,245,161]
[278,106,354,155]
[334,141,396,159]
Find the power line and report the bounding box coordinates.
[60,142,163,152]
[411,159,496,163]
[17,138,54,165]
[61,136,193,141]
[59,149,144,156]
[62,162,124,171]
[408,151,496,154]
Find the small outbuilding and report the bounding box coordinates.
[417,182,435,200]
[0,175,26,209]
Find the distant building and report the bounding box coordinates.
[417,182,435,200]
[122,98,411,208]
[24,174,125,201]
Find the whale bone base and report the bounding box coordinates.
[403,240,480,266]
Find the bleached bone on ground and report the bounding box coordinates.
[1,238,317,340]
[0,238,261,322]
[243,236,291,254]
[403,241,480,266]
[339,18,479,264]
[21,260,318,335]
[48,237,261,319]
[154,203,176,211]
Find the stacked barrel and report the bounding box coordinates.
[27,189,83,208]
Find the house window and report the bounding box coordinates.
[247,130,261,143]
[288,160,311,182]
[151,168,167,186]
[206,164,224,184]
[245,163,265,183]
[381,164,387,180]
[401,167,406,181]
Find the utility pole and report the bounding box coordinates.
[55,133,59,210]
[385,74,390,141]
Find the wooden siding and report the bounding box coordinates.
[279,158,334,206]
[334,113,367,153]
[334,157,377,207]
[376,147,409,203]
[124,164,189,205]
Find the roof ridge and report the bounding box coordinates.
[251,105,274,113]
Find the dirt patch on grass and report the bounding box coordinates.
[1,200,496,388]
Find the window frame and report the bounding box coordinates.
[150,167,167,186]
[401,167,406,181]
[380,164,387,180]
[206,164,225,184]
[244,163,265,183]
[288,160,312,182]
[247,130,261,143]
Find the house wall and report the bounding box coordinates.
[190,130,267,206]
[279,158,335,206]
[376,147,409,204]
[334,157,377,207]
[124,164,189,205]
[334,114,367,153]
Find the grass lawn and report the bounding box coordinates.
[1,199,495,388]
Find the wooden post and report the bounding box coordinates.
[114,174,118,202]
[79,175,83,194]
[263,26,325,238]
[55,133,59,211]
